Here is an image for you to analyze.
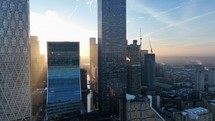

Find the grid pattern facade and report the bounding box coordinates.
[98,0,127,116]
[0,0,31,121]
[47,42,81,120]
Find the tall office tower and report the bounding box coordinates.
[195,69,205,91]
[98,0,127,116]
[0,1,31,120]
[127,40,141,95]
[89,37,98,87]
[144,54,156,89]
[47,42,81,120]
[208,68,215,86]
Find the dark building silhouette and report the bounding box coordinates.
[127,40,141,95]
[46,42,81,120]
[89,37,98,88]
[144,53,156,89]
[81,68,88,90]
[0,0,31,120]
[81,68,88,113]
[98,0,127,116]
[127,40,141,63]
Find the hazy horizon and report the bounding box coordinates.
[30,0,215,57]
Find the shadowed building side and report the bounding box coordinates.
[98,0,127,116]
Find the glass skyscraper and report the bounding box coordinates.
[0,0,31,120]
[46,42,81,120]
[144,54,156,89]
[98,0,127,116]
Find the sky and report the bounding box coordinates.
[30,0,215,57]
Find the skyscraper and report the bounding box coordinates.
[89,37,98,87]
[0,0,31,120]
[195,69,205,91]
[46,42,81,120]
[98,0,127,116]
[127,40,142,95]
[144,53,156,89]
[208,67,215,86]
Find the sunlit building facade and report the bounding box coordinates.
[89,37,98,88]
[46,42,81,120]
[98,0,127,116]
[0,0,31,120]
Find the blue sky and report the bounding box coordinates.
[30,0,215,57]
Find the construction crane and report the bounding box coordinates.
[148,37,153,53]
[140,28,143,49]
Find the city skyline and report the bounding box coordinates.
[30,0,215,57]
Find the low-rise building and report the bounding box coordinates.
[175,107,212,121]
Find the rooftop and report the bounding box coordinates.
[182,107,209,119]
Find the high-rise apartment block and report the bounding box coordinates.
[46,42,81,120]
[0,0,31,120]
[98,0,127,116]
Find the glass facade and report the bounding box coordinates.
[0,0,31,121]
[47,42,81,120]
[98,0,127,116]
[144,54,155,89]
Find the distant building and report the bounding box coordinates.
[208,101,215,121]
[81,68,88,90]
[140,50,148,60]
[98,0,127,116]
[30,36,47,116]
[208,68,215,86]
[175,107,212,121]
[89,37,98,87]
[127,64,141,95]
[46,42,81,120]
[119,94,164,121]
[144,53,156,89]
[0,0,31,120]
[195,70,205,91]
[81,68,88,113]
[127,40,142,95]
[30,36,46,90]
[126,40,141,63]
